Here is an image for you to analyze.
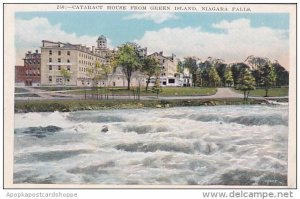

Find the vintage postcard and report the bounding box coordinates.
[3,3,296,188]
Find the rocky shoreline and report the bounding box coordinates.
[14,98,288,113]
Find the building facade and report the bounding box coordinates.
[40,39,108,86]
[39,35,189,88]
[15,50,41,86]
[148,51,179,87]
[40,37,148,87]
[15,65,26,86]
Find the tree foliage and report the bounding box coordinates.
[236,68,256,100]
[209,66,221,87]
[183,57,198,87]
[87,61,104,86]
[112,43,142,90]
[230,63,250,86]
[152,77,162,98]
[273,62,289,86]
[245,56,280,97]
[60,67,71,86]
[260,63,277,97]
[177,60,184,73]
[141,56,160,92]
[224,67,234,87]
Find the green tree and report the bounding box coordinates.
[60,67,71,86]
[260,63,277,97]
[236,68,256,100]
[183,57,198,87]
[209,66,221,87]
[177,60,184,73]
[224,67,234,87]
[230,62,250,86]
[194,69,202,87]
[112,43,142,90]
[141,56,160,92]
[152,77,162,98]
[87,61,103,87]
[245,56,270,87]
[272,62,289,86]
[198,57,224,87]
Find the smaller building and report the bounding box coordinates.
[15,50,41,86]
[15,66,26,86]
[24,50,41,86]
[148,51,182,87]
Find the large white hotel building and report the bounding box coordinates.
[40,35,189,87]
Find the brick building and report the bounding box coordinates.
[15,66,26,86]
[15,50,41,86]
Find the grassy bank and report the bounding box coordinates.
[233,87,288,97]
[30,86,217,97]
[14,98,283,113]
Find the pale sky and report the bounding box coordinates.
[15,12,289,69]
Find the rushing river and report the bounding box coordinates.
[14,105,288,186]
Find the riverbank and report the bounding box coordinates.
[14,97,288,113]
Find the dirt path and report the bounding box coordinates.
[211,87,244,98]
[15,87,280,101]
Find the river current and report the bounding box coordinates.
[14,105,288,185]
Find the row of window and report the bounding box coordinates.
[49,58,70,63]
[79,52,94,60]
[24,60,40,64]
[79,67,89,73]
[25,69,40,76]
[48,76,70,82]
[49,50,70,56]
[79,67,102,74]
[49,65,70,71]
[78,59,107,65]
[79,60,93,66]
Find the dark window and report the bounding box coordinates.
[67,66,70,71]
[67,59,70,63]
[49,50,52,55]
[49,65,52,70]
[49,58,52,62]
[58,51,61,55]
[58,65,61,70]
[163,81,166,85]
[67,51,70,55]
[58,58,61,63]
[168,79,175,84]
[49,76,52,82]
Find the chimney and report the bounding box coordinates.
[92,46,95,54]
[159,51,163,56]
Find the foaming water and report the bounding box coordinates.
[14,105,288,185]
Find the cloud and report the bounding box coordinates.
[124,12,178,24]
[135,18,289,69]
[15,17,113,65]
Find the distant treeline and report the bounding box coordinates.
[177,55,289,88]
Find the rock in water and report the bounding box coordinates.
[101,125,109,133]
